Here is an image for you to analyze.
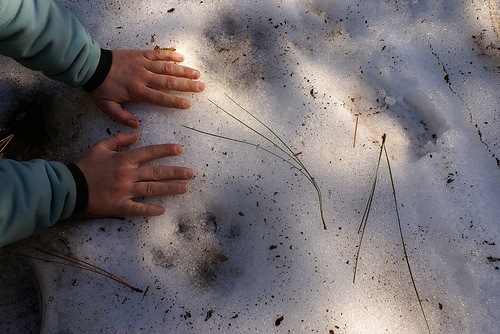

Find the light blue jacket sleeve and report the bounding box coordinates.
[0,159,76,247]
[0,0,101,87]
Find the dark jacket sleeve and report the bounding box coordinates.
[0,159,80,247]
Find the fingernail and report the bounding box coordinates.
[182,100,191,108]
[154,205,166,215]
[177,183,189,193]
[192,70,201,78]
[184,168,194,179]
[128,119,139,128]
[175,145,184,154]
[197,82,206,91]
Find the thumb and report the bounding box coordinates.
[102,132,139,151]
[98,100,140,128]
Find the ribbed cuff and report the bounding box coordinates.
[82,49,113,92]
[66,163,89,213]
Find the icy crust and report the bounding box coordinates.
[0,0,499,333]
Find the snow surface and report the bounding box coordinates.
[1,0,499,333]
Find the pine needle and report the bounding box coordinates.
[353,134,385,283]
[353,134,431,334]
[0,133,14,156]
[353,115,359,148]
[183,95,327,229]
[4,244,143,293]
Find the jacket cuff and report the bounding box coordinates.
[82,49,113,92]
[66,163,89,213]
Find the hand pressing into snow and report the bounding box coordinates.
[89,49,206,128]
[75,132,194,216]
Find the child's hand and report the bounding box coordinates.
[75,132,194,216]
[89,49,206,128]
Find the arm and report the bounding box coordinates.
[0,159,78,247]
[0,0,206,128]
[0,133,194,247]
[0,0,102,88]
